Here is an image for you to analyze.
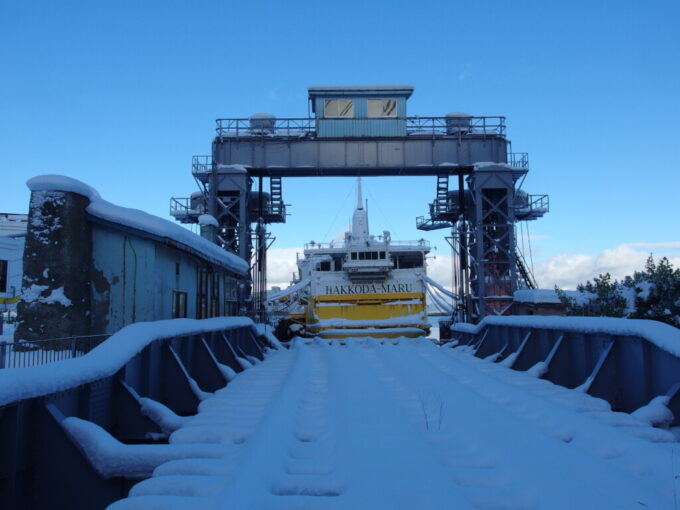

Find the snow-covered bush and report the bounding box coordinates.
[555,273,627,318]
[628,256,680,328]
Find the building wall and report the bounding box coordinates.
[314,96,408,138]
[0,234,25,311]
[16,190,245,341]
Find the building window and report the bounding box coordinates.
[224,277,238,316]
[172,291,187,318]
[367,98,397,118]
[211,273,220,317]
[197,268,209,319]
[324,99,354,118]
[0,260,7,293]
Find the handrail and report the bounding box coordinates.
[215,116,506,138]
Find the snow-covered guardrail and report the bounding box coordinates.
[0,317,282,510]
[448,315,680,425]
[0,317,278,406]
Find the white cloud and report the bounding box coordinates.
[266,247,301,288]
[532,243,680,290]
[265,242,680,294]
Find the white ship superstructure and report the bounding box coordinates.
[283,178,430,338]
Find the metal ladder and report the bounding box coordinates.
[269,177,285,221]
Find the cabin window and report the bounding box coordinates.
[379,252,386,259]
[319,261,331,271]
[367,98,397,118]
[172,291,187,318]
[0,260,7,292]
[324,99,354,118]
[351,252,357,260]
[197,268,209,319]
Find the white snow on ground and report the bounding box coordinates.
[26,175,249,275]
[451,315,680,357]
[313,313,427,328]
[109,338,679,510]
[0,317,261,405]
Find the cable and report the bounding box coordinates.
[321,183,354,242]
[364,180,398,238]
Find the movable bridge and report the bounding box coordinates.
[1,315,680,509]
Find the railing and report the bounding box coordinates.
[0,334,109,369]
[0,317,278,510]
[406,116,505,136]
[507,152,529,168]
[304,237,431,250]
[192,155,212,174]
[515,194,550,219]
[447,316,680,426]
[216,118,315,138]
[215,116,507,138]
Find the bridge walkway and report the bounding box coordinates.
[110,338,678,510]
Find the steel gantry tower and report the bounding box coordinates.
[171,85,547,323]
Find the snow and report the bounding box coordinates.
[267,278,310,301]
[315,327,426,336]
[27,174,101,199]
[451,315,680,358]
[252,323,284,350]
[139,397,189,435]
[215,164,248,173]
[20,284,49,303]
[632,396,675,428]
[313,313,427,329]
[110,338,679,509]
[62,417,230,479]
[40,286,72,306]
[473,162,514,170]
[0,317,257,406]
[197,215,219,228]
[26,175,249,276]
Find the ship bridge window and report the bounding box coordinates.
[368,98,397,118]
[318,261,331,271]
[394,252,424,269]
[324,99,354,118]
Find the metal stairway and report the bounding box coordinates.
[515,249,537,290]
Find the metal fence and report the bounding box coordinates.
[0,334,109,369]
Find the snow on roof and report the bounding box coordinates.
[0,317,256,406]
[26,175,249,275]
[27,174,101,199]
[514,289,562,304]
[308,85,414,93]
[452,316,680,358]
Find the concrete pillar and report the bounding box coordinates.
[15,190,92,341]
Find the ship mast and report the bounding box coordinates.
[351,177,369,241]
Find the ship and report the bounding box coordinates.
[269,178,430,339]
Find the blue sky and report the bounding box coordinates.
[2,0,679,288]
